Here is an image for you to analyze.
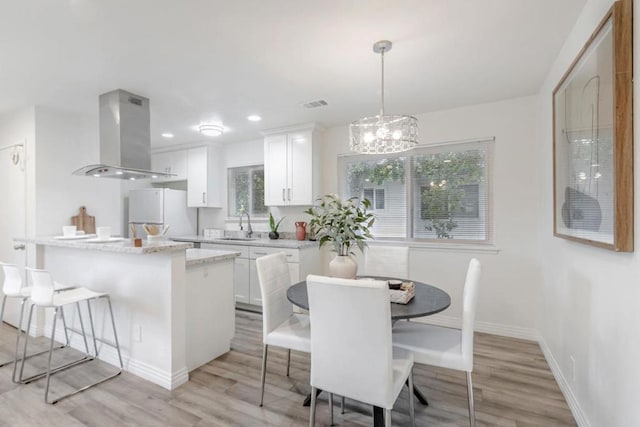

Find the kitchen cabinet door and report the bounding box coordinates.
[287,130,313,205]
[187,146,208,207]
[152,150,187,181]
[249,259,262,306]
[234,257,250,304]
[187,145,222,208]
[264,134,289,206]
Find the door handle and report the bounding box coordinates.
[13,243,25,250]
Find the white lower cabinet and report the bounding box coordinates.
[200,243,320,308]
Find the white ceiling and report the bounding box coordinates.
[0,0,586,147]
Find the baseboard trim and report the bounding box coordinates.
[46,323,189,391]
[412,314,539,341]
[538,337,590,427]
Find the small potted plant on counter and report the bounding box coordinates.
[304,194,374,279]
[269,212,285,240]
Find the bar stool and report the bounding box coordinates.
[0,263,71,383]
[19,268,123,404]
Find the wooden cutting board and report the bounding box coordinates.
[71,206,96,234]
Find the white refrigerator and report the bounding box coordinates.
[128,188,197,238]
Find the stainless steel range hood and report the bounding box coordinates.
[73,89,174,180]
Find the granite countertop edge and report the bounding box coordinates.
[15,237,194,254]
[186,249,241,266]
[171,235,319,249]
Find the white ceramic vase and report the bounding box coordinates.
[329,255,358,279]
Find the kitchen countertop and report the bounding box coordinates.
[186,249,241,266]
[171,235,319,249]
[16,236,193,254]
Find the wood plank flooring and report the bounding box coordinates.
[0,311,576,426]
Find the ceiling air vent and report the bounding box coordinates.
[302,99,328,109]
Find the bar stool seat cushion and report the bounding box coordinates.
[50,288,107,308]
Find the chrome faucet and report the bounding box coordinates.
[238,207,253,238]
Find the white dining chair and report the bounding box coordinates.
[362,246,409,279]
[255,252,310,407]
[307,274,415,427]
[392,258,482,426]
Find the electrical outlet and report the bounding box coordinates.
[134,324,142,342]
[569,356,576,381]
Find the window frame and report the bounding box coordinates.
[339,137,494,246]
[227,164,268,218]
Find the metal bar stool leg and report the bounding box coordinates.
[17,304,92,385]
[85,300,99,357]
[105,296,123,368]
[43,307,59,403]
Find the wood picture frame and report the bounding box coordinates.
[553,0,633,252]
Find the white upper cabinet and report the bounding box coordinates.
[263,125,319,206]
[152,145,222,207]
[152,150,187,181]
[187,145,222,208]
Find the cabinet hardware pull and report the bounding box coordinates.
[282,188,285,201]
[287,188,291,201]
[202,192,206,204]
[13,243,25,250]
[254,252,267,255]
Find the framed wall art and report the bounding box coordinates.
[553,0,633,252]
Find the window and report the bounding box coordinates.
[228,165,267,216]
[339,139,492,243]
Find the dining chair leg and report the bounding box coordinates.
[259,344,268,407]
[341,396,345,414]
[384,409,392,427]
[408,370,415,427]
[309,386,317,427]
[328,392,334,425]
[466,371,476,427]
[286,348,291,376]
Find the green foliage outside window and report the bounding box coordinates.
[415,150,485,239]
[346,158,405,196]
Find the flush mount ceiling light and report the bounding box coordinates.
[247,115,262,122]
[349,40,418,154]
[161,132,174,138]
[198,124,224,137]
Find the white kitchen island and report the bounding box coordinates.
[16,237,239,390]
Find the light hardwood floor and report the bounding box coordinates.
[0,311,576,426]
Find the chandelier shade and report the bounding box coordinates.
[349,40,418,154]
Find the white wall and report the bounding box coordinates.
[33,106,121,235]
[536,0,640,425]
[320,95,542,338]
[0,107,35,281]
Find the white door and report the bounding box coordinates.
[264,134,288,206]
[0,142,27,327]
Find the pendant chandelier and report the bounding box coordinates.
[349,40,418,154]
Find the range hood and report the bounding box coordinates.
[73,89,174,180]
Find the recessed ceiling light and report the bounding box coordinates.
[199,124,224,137]
[115,171,124,175]
[161,133,174,138]
[93,174,100,177]
[247,115,262,122]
